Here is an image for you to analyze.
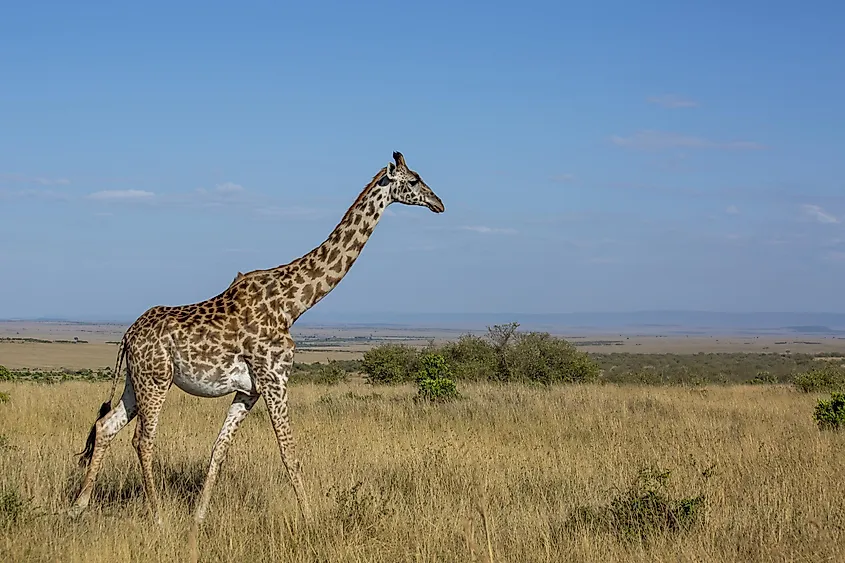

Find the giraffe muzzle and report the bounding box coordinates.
[425,192,445,213]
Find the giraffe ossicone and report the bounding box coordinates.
[69,151,444,527]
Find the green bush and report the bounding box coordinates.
[0,365,11,381]
[0,392,8,404]
[361,344,419,384]
[507,331,600,384]
[750,370,777,385]
[566,466,708,542]
[793,363,845,393]
[314,360,349,385]
[813,392,845,430]
[360,324,599,386]
[437,335,498,381]
[414,353,460,402]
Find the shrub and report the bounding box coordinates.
[327,481,394,536]
[0,392,8,404]
[361,344,419,384]
[813,392,845,430]
[507,331,600,384]
[566,466,708,542]
[414,353,460,402]
[750,370,777,385]
[0,485,37,529]
[314,360,349,385]
[0,365,11,381]
[793,363,845,393]
[438,335,498,381]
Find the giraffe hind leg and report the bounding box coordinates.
[69,378,138,517]
[132,377,170,523]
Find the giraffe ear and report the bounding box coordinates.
[385,162,396,179]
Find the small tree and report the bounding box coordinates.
[415,353,459,402]
[487,322,519,380]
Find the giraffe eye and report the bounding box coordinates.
[409,179,419,187]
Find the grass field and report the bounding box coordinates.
[2,380,844,562]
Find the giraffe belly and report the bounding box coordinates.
[172,361,256,398]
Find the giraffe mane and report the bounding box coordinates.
[332,166,388,230]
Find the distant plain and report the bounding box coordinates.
[2,320,844,370]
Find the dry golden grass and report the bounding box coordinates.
[1,381,844,562]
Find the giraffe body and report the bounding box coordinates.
[69,151,444,527]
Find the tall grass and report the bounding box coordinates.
[1,380,844,561]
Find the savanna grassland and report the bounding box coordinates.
[2,381,845,562]
[2,323,845,562]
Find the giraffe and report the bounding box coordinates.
[69,151,444,527]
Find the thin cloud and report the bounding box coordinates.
[647,94,698,108]
[801,204,839,224]
[726,205,740,215]
[87,189,155,201]
[0,173,71,186]
[460,225,518,235]
[215,181,244,193]
[196,181,245,196]
[550,173,576,183]
[610,130,766,151]
[0,188,72,201]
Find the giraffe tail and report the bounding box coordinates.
[77,337,127,468]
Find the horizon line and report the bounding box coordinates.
[3,309,845,325]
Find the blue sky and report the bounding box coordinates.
[1,1,844,320]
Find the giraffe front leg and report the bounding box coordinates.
[192,391,259,525]
[261,364,313,523]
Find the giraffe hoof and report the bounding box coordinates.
[66,504,86,520]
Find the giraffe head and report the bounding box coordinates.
[378,151,444,213]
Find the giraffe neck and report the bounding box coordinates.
[285,169,390,322]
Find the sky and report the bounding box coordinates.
[1,1,844,321]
